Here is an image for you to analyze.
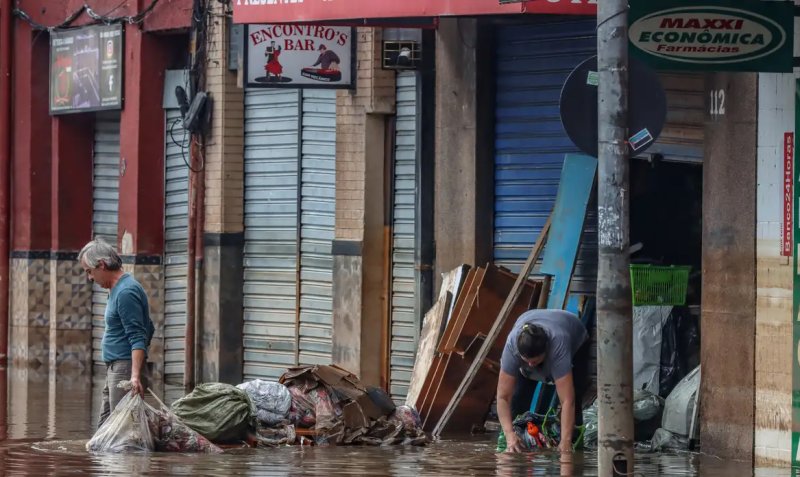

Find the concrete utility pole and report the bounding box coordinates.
[596,0,634,476]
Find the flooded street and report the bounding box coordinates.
[0,365,791,477]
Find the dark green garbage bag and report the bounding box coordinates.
[171,383,257,442]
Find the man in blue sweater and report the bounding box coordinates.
[79,239,155,427]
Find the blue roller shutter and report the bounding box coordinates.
[493,18,598,294]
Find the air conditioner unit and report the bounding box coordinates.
[382,41,422,70]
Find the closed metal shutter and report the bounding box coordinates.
[389,72,419,402]
[163,109,190,387]
[243,89,301,380]
[647,73,706,164]
[298,90,336,365]
[493,19,598,293]
[91,111,121,371]
[493,20,705,294]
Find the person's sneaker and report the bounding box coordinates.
[572,425,586,451]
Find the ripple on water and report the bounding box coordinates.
[0,437,786,477]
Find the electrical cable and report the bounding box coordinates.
[14,0,162,31]
[596,8,629,31]
[169,117,205,173]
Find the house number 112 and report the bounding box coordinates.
[710,89,726,117]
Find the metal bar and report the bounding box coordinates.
[416,29,436,348]
[194,142,205,384]
[294,92,303,367]
[597,0,634,474]
[185,136,199,393]
[432,214,552,436]
[0,0,12,363]
[381,115,396,391]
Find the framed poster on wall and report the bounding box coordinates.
[244,24,355,89]
[49,23,124,115]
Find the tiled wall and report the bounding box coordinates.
[10,255,166,399]
[49,257,93,369]
[755,72,795,466]
[10,257,50,366]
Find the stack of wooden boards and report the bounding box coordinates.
[405,263,548,436]
[404,153,599,437]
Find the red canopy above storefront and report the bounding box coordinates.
[232,0,596,24]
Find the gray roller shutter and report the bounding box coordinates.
[243,89,301,380]
[243,89,337,380]
[298,90,336,365]
[92,111,121,372]
[163,108,189,387]
[389,72,419,403]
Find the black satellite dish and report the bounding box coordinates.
[560,55,667,158]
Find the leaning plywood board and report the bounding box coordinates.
[541,153,598,309]
[405,291,452,408]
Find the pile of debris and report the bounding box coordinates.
[275,365,427,446]
[86,365,428,454]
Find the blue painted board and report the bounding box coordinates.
[541,153,598,310]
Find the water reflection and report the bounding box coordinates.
[0,364,791,476]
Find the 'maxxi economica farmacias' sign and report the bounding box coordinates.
[629,0,794,72]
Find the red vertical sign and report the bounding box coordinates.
[784,132,794,256]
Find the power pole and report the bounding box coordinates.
[596,0,634,476]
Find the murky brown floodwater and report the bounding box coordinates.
[0,365,791,476]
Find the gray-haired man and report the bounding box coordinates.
[79,239,155,427]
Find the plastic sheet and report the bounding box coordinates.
[171,383,256,443]
[633,390,664,422]
[582,401,598,448]
[255,424,297,447]
[633,306,672,395]
[151,406,223,453]
[287,385,316,427]
[649,428,689,451]
[237,380,292,426]
[87,391,155,453]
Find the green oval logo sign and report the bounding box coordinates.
[629,6,787,65]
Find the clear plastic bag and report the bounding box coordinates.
[86,391,155,453]
[236,380,292,426]
[151,404,223,453]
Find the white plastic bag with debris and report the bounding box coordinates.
[236,379,292,426]
[633,306,672,395]
[86,391,155,453]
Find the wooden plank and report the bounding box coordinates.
[431,215,552,437]
[404,291,452,407]
[541,153,598,309]
[436,268,478,354]
[422,269,542,434]
[417,271,479,424]
[442,264,470,327]
[440,267,486,353]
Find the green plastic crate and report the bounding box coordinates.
[630,264,691,306]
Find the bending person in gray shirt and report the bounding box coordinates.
[496,309,589,453]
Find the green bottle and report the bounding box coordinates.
[496,432,507,453]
